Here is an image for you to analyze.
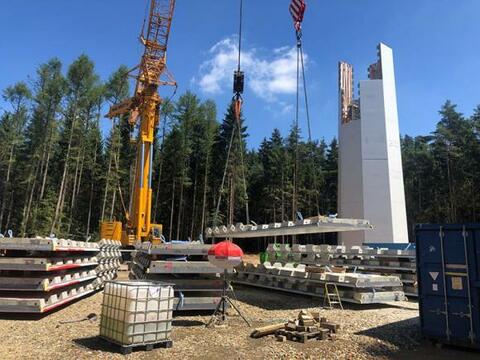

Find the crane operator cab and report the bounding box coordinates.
[150,224,163,244]
[100,221,164,247]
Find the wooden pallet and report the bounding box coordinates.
[276,328,330,343]
[100,336,173,355]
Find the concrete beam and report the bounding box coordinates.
[0,284,95,313]
[0,256,98,271]
[136,242,211,255]
[148,261,228,274]
[0,270,97,292]
[0,238,99,252]
[206,217,372,239]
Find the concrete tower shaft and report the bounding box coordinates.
[338,43,409,246]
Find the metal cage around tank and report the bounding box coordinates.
[99,280,174,348]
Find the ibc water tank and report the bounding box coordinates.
[100,280,174,345]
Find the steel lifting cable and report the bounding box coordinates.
[236,119,250,224]
[213,125,236,228]
[292,32,301,220]
[237,0,243,74]
[299,41,320,215]
[291,0,320,216]
[300,45,311,142]
[236,0,250,224]
[213,0,250,231]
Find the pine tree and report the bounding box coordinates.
[211,104,249,227]
[51,55,100,236]
[102,66,130,223]
[0,82,31,233]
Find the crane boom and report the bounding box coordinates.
[102,0,176,246]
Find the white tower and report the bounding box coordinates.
[338,43,409,247]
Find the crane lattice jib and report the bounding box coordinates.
[139,0,175,86]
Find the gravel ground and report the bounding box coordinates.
[0,274,477,360]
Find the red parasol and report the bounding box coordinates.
[208,240,244,269]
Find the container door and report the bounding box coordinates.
[443,228,473,343]
[417,228,448,339]
[417,225,478,345]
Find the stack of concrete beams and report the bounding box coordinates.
[0,238,99,313]
[130,242,227,311]
[266,244,417,296]
[93,240,122,290]
[234,262,405,304]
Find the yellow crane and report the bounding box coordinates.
[100,0,176,246]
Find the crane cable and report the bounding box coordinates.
[291,0,320,217]
[298,35,320,216]
[212,0,250,234]
[235,0,250,225]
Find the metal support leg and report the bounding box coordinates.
[206,270,251,328]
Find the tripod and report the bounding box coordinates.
[206,269,251,327]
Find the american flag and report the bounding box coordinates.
[289,0,306,31]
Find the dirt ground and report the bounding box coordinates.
[0,270,478,360]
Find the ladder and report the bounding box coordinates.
[323,283,343,310]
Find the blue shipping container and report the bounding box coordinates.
[416,223,480,349]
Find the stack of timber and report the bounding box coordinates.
[234,261,405,304]
[93,240,122,290]
[130,241,228,311]
[266,244,417,297]
[0,237,99,313]
[251,311,340,343]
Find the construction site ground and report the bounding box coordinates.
[0,268,477,360]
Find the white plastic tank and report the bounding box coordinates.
[100,280,174,345]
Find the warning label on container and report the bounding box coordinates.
[429,272,439,281]
[451,277,463,290]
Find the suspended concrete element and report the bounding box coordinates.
[205,216,372,239]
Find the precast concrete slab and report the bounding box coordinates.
[136,241,212,256]
[0,256,98,271]
[0,283,95,313]
[0,269,97,291]
[206,217,372,239]
[173,296,222,311]
[148,261,227,274]
[0,238,99,252]
[234,280,404,304]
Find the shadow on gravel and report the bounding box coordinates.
[356,317,420,346]
[74,336,122,354]
[359,318,480,360]
[391,341,480,360]
[0,312,49,321]
[356,318,422,358]
[358,319,480,360]
[172,319,205,327]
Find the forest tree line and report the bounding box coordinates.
[0,55,479,241]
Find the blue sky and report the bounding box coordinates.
[1,0,479,148]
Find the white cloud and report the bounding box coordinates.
[195,36,308,110]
